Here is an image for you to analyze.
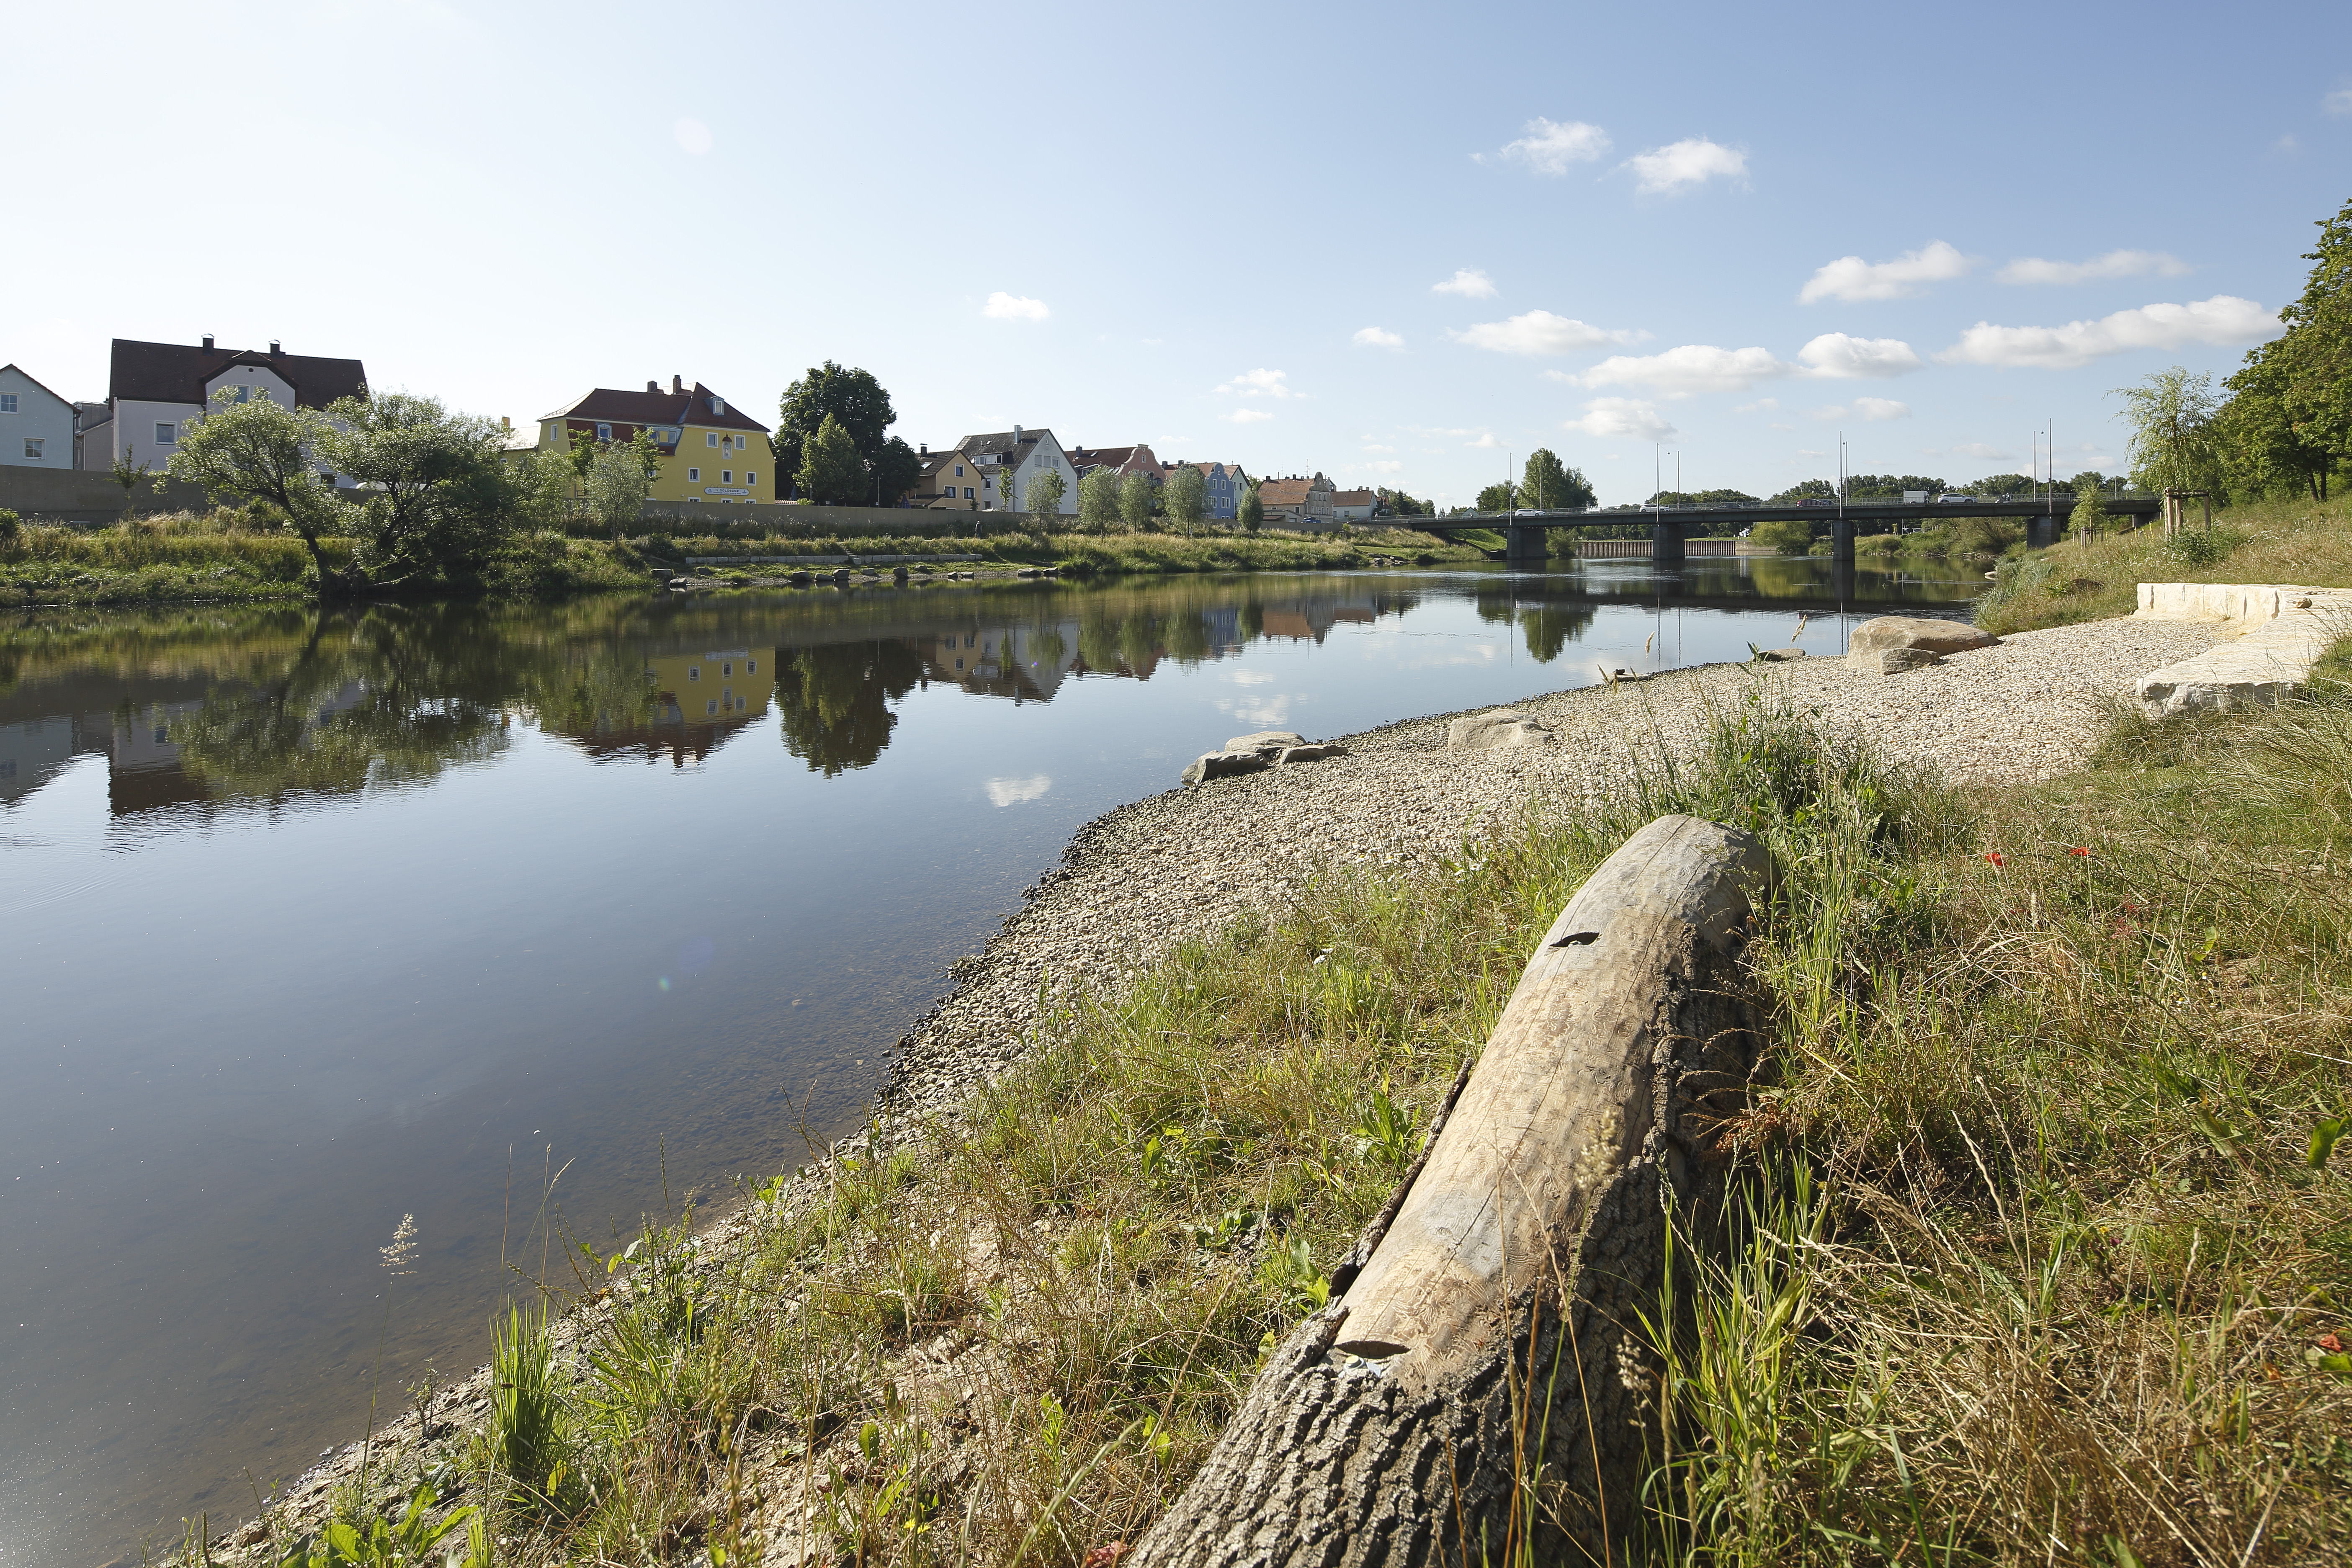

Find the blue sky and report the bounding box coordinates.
[8,0,2347,506]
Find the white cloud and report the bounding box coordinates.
[1353,326,1404,349]
[1733,398,1780,414]
[1497,118,1611,175]
[673,117,713,154]
[1938,294,2281,370]
[1569,398,1678,440]
[984,291,1050,321]
[1365,460,1404,474]
[1217,368,1298,398]
[1623,137,1746,194]
[1225,408,1275,424]
[1432,268,1498,298]
[2326,88,2352,116]
[1996,250,2192,285]
[1851,396,1911,421]
[1457,310,1646,356]
[1796,333,1924,379]
[2275,134,2301,154]
[1361,443,1396,453]
[1581,344,1784,396]
[984,775,1051,807]
[1466,433,1501,448]
[1798,240,1968,303]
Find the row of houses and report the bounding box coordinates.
[3,339,1388,527]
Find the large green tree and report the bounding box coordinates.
[317,393,521,586]
[1237,481,1263,533]
[1164,465,1207,534]
[1117,471,1155,530]
[166,389,348,582]
[586,430,660,538]
[1078,467,1121,530]
[1520,448,1595,510]
[795,413,868,505]
[772,362,897,497]
[2113,367,2224,498]
[1475,481,1518,512]
[871,435,923,507]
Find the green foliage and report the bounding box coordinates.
[1117,470,1155,530]
[319,393,523,586]
[166,389,348,574]
[2070,473,2111,536]
[794,412,868,506]
[2163,523,2249,566]
[585,430,657,537]
[1769,478,1836,504]
[272,1473,484,1567]
[2114,365,2225,497]
[1751,517,1814,553]
[1521,448,1595,510]
[1476,480,1518,513]
[1026,463,1067,519]
[2223,195,2352,504]
[1077,466,1121,530]
[1164,464,1208,533]
[1376,486,1428,517]
[772,361,896,489]
[488,1299,567,1492]
[0,508,17,544]
[1237,481,1263,532]
[871,434,922,507]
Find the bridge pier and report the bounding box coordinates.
[1506,523,1549,567]
[1649,520,1684,566]
[1831,514,1855,565]
[2027,514,2058,550]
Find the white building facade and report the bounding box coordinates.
[105,337,368,483]
[0,364,76,468]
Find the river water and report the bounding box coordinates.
[0,557,1976,1564]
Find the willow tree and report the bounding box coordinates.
[2113,366,2224,499]
[1118,470,1155,531]
[1077,467,1121,531]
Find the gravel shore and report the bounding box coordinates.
[878,615,2228,1121]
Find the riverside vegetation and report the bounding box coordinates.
[204,636,2352,1565]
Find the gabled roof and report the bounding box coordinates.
[1067,443,1162,476]
[957,428,1055,460]
[1257,477,1327,507]
[1330,489,1376,506]
[540,382,768,434]
[108,339,367,409]
[0,363,74,409]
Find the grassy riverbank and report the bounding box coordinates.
[1977,493,2352,635]
[655,524,1477,580]
[224,642,2352,1565]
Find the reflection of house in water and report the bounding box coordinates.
[539,647,775,766]
[914,623,1083,701]
[0,684,369,815]
[1255,594,1379,644]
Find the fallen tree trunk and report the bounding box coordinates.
[1129,814,1770,1568]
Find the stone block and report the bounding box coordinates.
[1181,750,1270,785]
[1448,710,1554,750]
[1847,615,1996,657]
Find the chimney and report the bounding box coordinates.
[501,416,511,431]
[919,442,927,454]
[269,339,281,355]
[671,374,683,395]
[647,380,658,393]
[1013,424,1023,443]
[201,334,215,352]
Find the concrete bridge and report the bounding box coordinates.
[1412,493,2163,565]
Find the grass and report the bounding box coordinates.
[206,656,2352,1565]
[0,511,353,606]
[1976,493,2352,635]
[662,525,1480,579]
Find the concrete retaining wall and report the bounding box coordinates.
[2133,581,2352,716]
[0,465,217,523]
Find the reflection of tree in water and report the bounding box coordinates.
[1516,600,1596,663]
[775,640,927,777]
[170,606,515,800]
[528,645,662,737]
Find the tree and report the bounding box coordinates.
[795,413,868,505]
[1752,518,1813,553]
[166,389,348,582]
[871,436,923,507]
[586,430,659,538]
[317,393,524,585]
[1078,466,1121,531]
[1164,465,1207,535]
[771,363,896,496]
[2113,366,2224,498]
[1027,464,1067,520]
[1118,471,1155,531]
[1376,487,1428,518]
[1964,473,2038,497]
[1520,448,1595,510]
[2256,196,2352,499]
[2069,474,2111,538]
[1475,481,1518,513]
[1238,481,1263,533]
[1769,478,1835,503]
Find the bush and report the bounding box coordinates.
[1752,518,1813,553]
[0,509,19,546]
[2164,525,2248,567]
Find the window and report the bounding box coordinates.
[746,658,756,673]
[746,470,756,484]
[963,486,974,499]
[23,438,44,459]
[706,432,719,447]
[721,470,732,484]
[155,422,177,445]
[954,464,963,477]
[721,662,732,676]
[596,422,611,441]
[0,394,18,413]
[320,471,336,484]
[711,397,726,415]
[232,385,250,404]
[706,699,718,715]
[737,697,746,712]
[689,665,700,680]
[688,467,699,481]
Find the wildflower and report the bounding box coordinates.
[2068,845,2092,857]
[1984,852,2006,869]
[381,1213,418,1276]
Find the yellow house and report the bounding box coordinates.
[535,375,773,503]
[648,647,773,725]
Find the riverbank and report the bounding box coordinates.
[0,514,1481,609]
[186,605,2352,1568]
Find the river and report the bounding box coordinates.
[0,557,1976,1565]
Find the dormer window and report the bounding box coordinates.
[710,397,725,415]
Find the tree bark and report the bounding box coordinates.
[1130,815,1770,1568]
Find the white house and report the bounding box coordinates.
[0,364,76,469]
[956,425,1077,515]
[105,336,368,483]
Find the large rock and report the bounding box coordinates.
[1855,647,1944,675]
[1847,616,1996,658]
[1276,743,1345,765]
[1224,729,1306,756]
[2135,585,2351,716]
[1181,750,1270,785]
[1448,710,1553,750]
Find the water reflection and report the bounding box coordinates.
[0,558,1980,1567]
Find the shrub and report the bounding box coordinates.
[1751,517,1813,553]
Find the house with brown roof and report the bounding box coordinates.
[914,444,983,508]
[954,425,1076,515]
[530,376,772,503]
[1067,444,1167,487]
[103,335,368,481]
[1330,487,1378,522]
[1256,472,1336,529]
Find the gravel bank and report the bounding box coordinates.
[878,615,2228,1120]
